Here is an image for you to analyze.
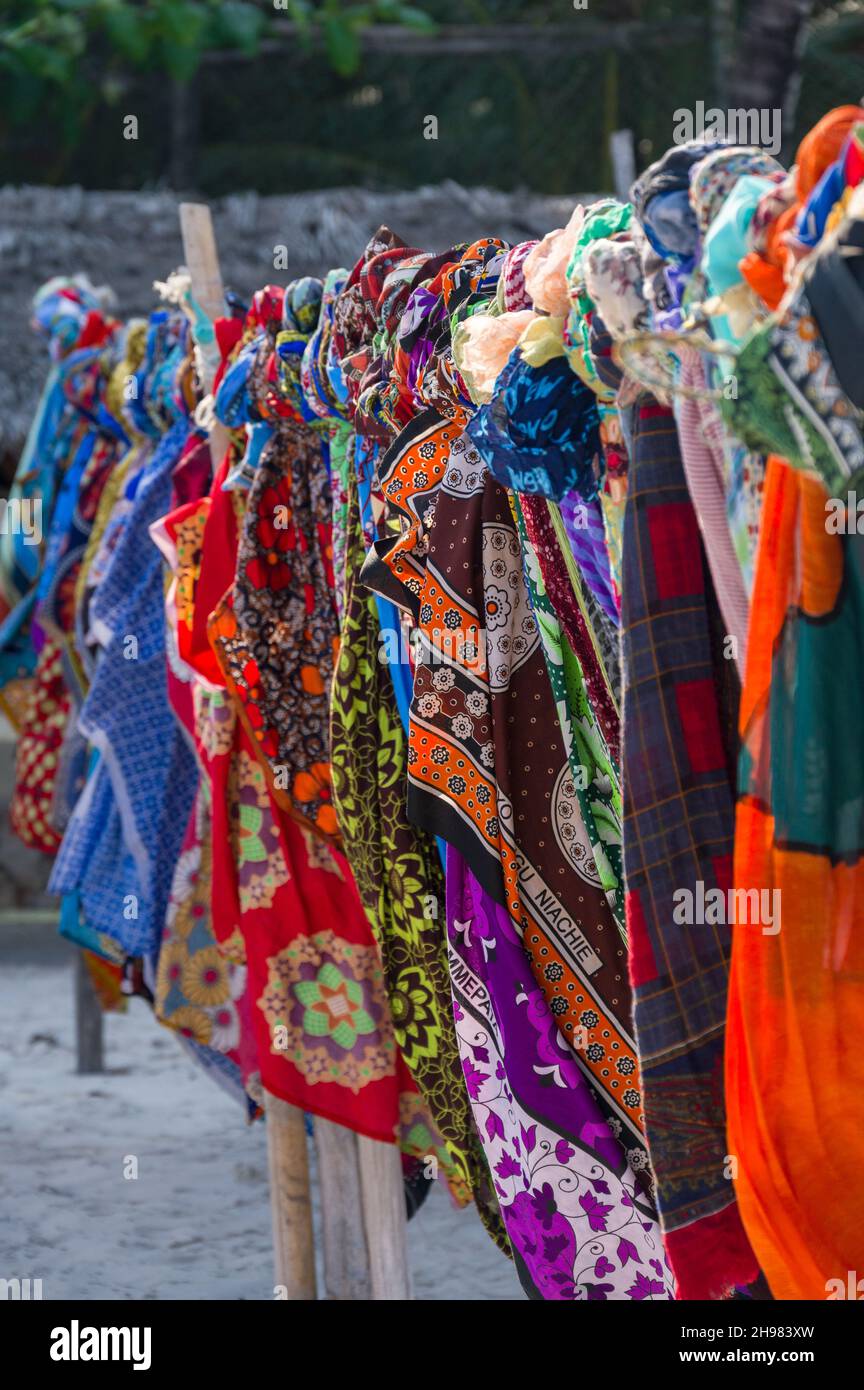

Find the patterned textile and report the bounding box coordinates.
[725,280,864,498]
[689,148,784,236]
[155,784,249,1066]
[360,405,471,616]
[328,424,353,626]
[10,636,69,852]
[150,487,251,1077]
[49,421,199,960]
[204,676,420,1142]
[521,496,620,764]
[191,449,419,1145]
[564,199,633,394]
[23,424,121,841]
[82,951,127,1012]
[447,846,674,1301]
[391,433,652,1173]
[583,235,650,344]
[75,443,150,677]
[513,495,625,934]
[674,352,750,671]
[621,397,757,1299]
[0,674,35,732]
[0,279,118,619]
[330,462,503,1227]
[466,349,601,501]
[209,418,341,843]
[0,287,120,741]
[558,490,619,626]
[727,456,864,1298]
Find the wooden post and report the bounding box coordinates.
[313,1119,372,1299]
[178,202,224,341]
[75,951,104,1074]
[178,201,230,467]
[609,129,636,201]
[357,1134,412,1300]
[265,1092,317,1300]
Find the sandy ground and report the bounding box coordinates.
[0,947,523,1301]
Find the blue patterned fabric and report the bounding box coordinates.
[466,348,601,501]
[49,420,198,962]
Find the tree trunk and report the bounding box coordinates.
[728,0,815,160]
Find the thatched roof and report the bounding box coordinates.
[0,182,593,465]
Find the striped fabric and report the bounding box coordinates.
[674,352,750,673]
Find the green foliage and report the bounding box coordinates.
[0,1,859,193]
[0,0,438,133]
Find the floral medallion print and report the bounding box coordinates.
[194,685,237,761]
[228,748,290,913]
[156,788,245,1059]
[258,929,395,1093]
[295,961,377,1050]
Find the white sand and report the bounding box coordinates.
[0,957,523,1300]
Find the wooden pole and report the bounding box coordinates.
[313,1119,373,1299]
[265,1092,317,1300]
[178,202,224,339]
[357,1135,412,1300]
[609,129,635,201]
[75,951,104,1074]
[178,201,230,467]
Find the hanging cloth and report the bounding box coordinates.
[727,455,864,1298]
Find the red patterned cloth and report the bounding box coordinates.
[10,637,69,852]
[167,447,422,1146]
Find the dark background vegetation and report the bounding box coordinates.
[1,1,862,197]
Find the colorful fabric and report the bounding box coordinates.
[674,352,750,670]
[620,397,757,1299]
[513,495,625,933]
[520,496,620,765]
[155,783,249,1067]
[209,418,341,842]
[82,950,127,1012]
[466,350,601,501]
[557,489,619,626]
[727,281,864,498]
[330,461,503,1226]
[395,434,652,1174]
[190,439,418,1146]
[49,420,199,960]
[9,636,70,852]
[447,845,674,1301]
[727,455,864,1298]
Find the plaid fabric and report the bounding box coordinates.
[621,398,757,1299]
